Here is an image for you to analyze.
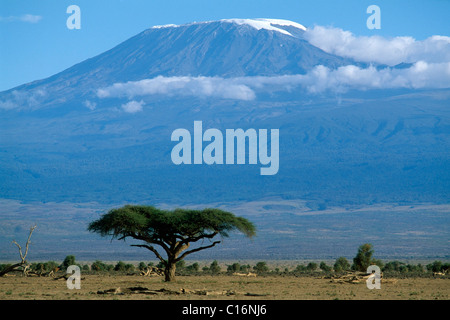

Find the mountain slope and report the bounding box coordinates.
[0,19,448,208]
[0,19,358,110]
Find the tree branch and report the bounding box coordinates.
[1,225,37,277]
[130,244,166,265]
[175,231,218,253]
[0,263,24,277]
[12,224,36,263]
[177,241,221,261]
[131,232,171,254]
[23,225,37,262]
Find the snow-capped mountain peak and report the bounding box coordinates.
[221,18,307,36]
[151,18,307,36]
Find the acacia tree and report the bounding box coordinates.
[87,205,256,281]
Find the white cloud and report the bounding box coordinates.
[0,14,42,23]
[95,60,450,102]
[20,14,42,23]
[121,100,144,113]
[0,89,47,110]
[5,60,447,111]
[304,25,450,66]
[296,62,450,93]
[97,76,256,101]
[83,100,96,110]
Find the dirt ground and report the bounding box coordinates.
[0,274,448,300]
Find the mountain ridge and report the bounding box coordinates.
[0,18,448,208]
[0,18,360,110]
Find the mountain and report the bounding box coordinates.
[0,18,448,207]
[0,19,449,260]
[0,19,359,110]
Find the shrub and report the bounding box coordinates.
[253,261,269,273]
[186,262,199,273]
[240,264,251,272]
[353,243,374,272]
[383,261,404,272]
[334,257,351,272]
[209,260,221,274]
[31,261,59,273]
[306,262,317,271]
[125,263,135,272]
[319,262,332,272]
[295,265,307,273]
[427,261,443,273]
[114,261,127,272]
[138,262,147,271]
[110,261,135,272]
[91,260,110,271]
[61,255,76,269]
[227,263,241,273]
[371,258,384,270]
[176,260,186,270]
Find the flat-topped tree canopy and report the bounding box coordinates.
[87,205,256,281]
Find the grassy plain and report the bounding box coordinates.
[0,274,448,300]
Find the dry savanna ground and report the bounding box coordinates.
[0,274,448,300]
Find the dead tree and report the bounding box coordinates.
[0,225,37,277]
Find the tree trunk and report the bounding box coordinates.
[164,262,176,282]
[0,263,24,277]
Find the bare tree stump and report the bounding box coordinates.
[0,225,37,277]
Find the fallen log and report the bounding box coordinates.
[96,287,266,296]
[140,266,164,277]
[328,271,396,285]
[0,263,25,277]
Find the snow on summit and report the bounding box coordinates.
[151,18,307,36]
[222,18,307,35]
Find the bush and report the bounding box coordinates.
[253,261,269,273]
[227,263,241,273]
[371,258,384,270]
[334,257,351,272]
[306,262,317,271]
[186,262,199,273]
[319,262,332,272]
[427,261,443,273]
[138,262,147,271]
[61,255,76,269]
[91,260,111,271]
[176,260,186,270]
[353,243,374,272]
[240,264,251,272]
[209,260,221,274]
[31,261,59,273]
[112,261,134,272]
[114,261,126,272]
[408,264,424,273]
[294,265,307,273]
[383,261,404,272]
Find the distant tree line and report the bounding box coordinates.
[1,244,448,277]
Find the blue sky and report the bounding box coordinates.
[1,0,449,91]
